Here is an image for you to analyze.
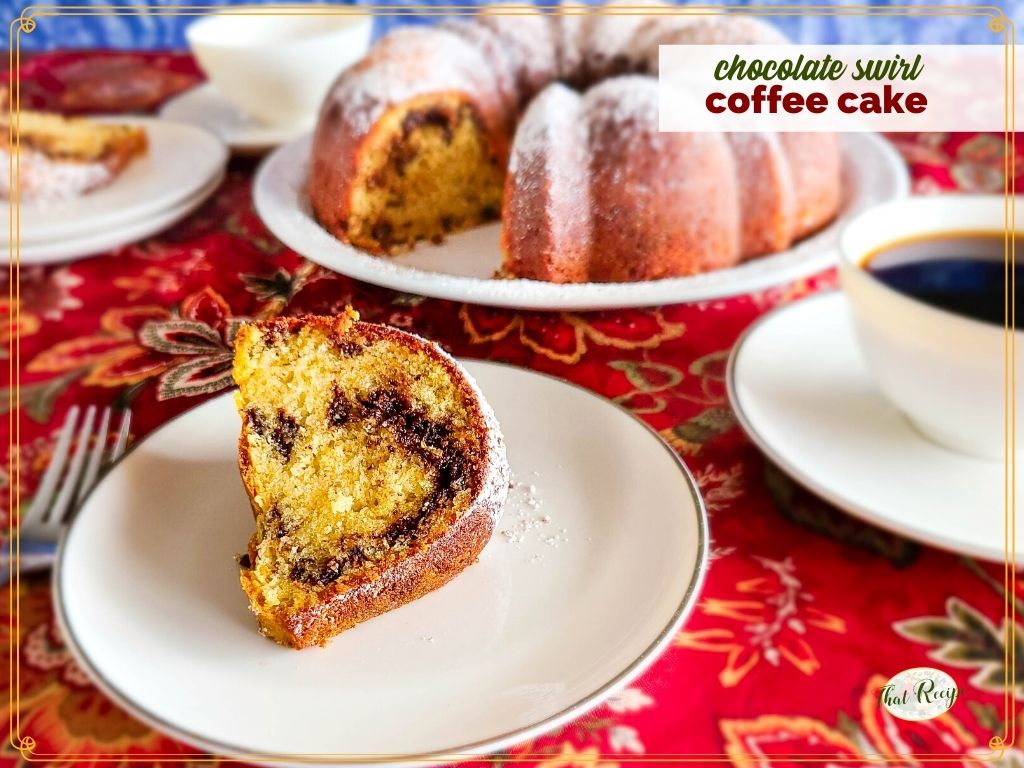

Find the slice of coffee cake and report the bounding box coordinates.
[232,310,508,648]
[0,105,147,204]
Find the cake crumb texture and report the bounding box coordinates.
[232,310,508,648]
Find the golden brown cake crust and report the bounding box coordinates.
[242,488,497,648]
[235,313,509,648]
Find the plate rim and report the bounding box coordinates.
[253,132,909,311]
[16,169,225,265]
[726,290,1009,563]
[9,116,229,244]
[53,359,709,766]
[159,83,308,155]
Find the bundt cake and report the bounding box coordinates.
[308,26,509,254]
[308,7,842,283]
[233,310,509,648]
[0,105,147,204]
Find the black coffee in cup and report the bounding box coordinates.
[862,232,1023,327]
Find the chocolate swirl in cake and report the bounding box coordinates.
[233,311,509,648]
[246,408,300,462]
[288,386,474,587]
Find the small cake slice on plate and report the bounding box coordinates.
[0,103,147,204]
[232,310,509,648]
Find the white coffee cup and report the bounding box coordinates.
[186,13,372,129]
[839,194,1022,461]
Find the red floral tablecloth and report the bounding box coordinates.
[4,52,1023,767]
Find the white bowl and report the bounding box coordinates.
[186,13,372,129]
[838,194,1022,460]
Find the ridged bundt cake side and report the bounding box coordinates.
[778,132,844,240]
[233,310,509,648]
[500,14,838,281]
[585,79,741,280]
[500,84,593,283]
[513,78,741,283]
[726,133,798,260]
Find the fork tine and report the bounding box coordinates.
[22,406,80,528]
[110,409,131,462]
[45,406,96,526]
[75,407,111,506]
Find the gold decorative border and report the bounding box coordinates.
[7,3,1017,764]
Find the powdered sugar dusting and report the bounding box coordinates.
[439,18,520,117]
[581,0,669,74]
[581,77,746,275]
[582,75,660,130]
[508,83,580,176]
[463,368,510,531]
[323,27,495,135]
[499,476,563,550]
[0,147,112,205]
[476,6,559,98]
[554,5,585,79]
[505,82,592,280]
[320,6,791,151]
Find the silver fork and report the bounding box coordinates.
[5,405,131,577]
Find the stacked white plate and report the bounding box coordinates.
[6,118,228,265]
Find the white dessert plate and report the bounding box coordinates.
[56,361,707,766]
[254,133,908,310]
[727,291,1019,563]
[15,170,224,265]
[7,117,227,245]
[159,83,309,155]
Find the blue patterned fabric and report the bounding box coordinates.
[6,0,1022,51]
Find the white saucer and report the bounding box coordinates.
[159,83,309,155]
[728,291,1018,563]
[56,361,707,765]
[253,133,908,310]
[15,170,224,265]
[8,117,227,245]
